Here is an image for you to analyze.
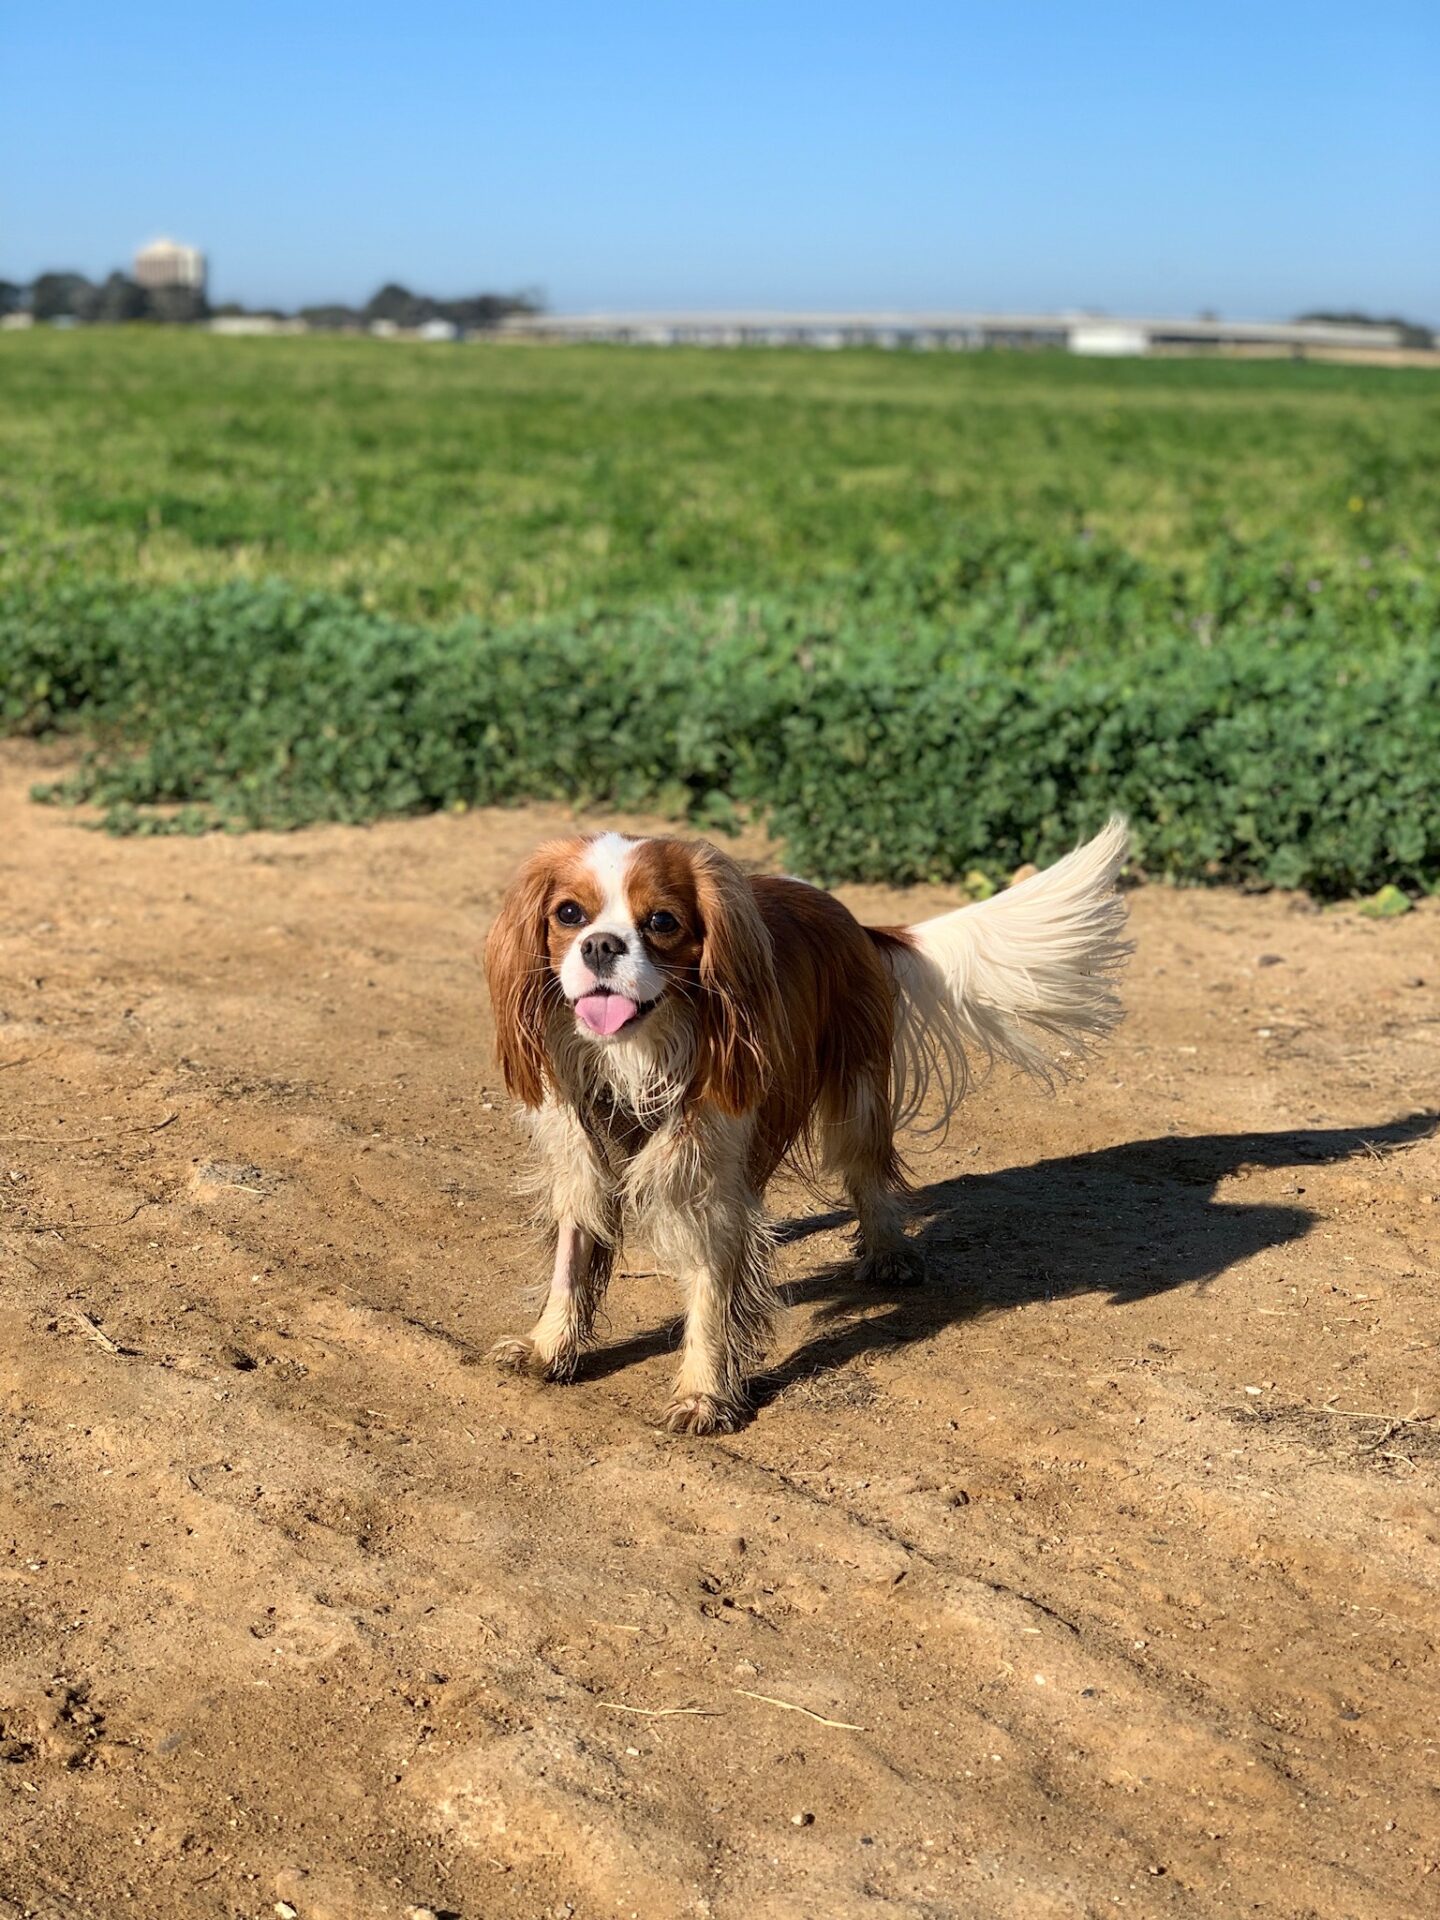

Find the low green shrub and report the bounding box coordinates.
[3,530,1435,896]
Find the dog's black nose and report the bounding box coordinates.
[581,930,627,973]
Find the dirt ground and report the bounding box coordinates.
[1,738,1437,1920]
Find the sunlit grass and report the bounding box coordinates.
[2,331,1434,620]
[2,330,1436,890]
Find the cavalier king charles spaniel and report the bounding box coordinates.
[486,820,1129,1433]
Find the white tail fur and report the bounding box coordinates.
[884,815,1131,1132]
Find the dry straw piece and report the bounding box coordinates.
[732,1687,866,1731]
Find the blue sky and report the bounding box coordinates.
[5,1,1436,320]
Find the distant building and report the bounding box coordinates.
[497,309,1409,358]
[208,314,307,336]
[134,237,207,297]
[1068,320,1151,357]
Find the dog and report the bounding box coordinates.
[485,820,1129,1432]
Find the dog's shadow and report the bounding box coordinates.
[583,1113,1436,1406]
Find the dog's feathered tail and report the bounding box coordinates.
[880,815,1131,1133]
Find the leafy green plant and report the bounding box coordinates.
[3,337,1437,894]
[4,332,1437,620]
[4,527,1435,896]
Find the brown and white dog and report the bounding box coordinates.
[485,820,1129,1433]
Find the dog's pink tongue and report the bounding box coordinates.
[575,993,640,1036]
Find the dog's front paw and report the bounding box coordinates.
[491,1334,582,1383]
[659,1392,743,1436]
[491,1334,540,1373]
[855,1243,928,1290]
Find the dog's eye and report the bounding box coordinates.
[645,909,680,935]
[554,900,586,927]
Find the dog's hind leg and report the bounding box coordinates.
[824,1076,926,1289]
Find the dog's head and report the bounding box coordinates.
[485,832,781,1115]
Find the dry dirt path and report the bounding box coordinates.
[1,741,1437,1919]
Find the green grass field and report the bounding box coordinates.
[2,331,1437,891]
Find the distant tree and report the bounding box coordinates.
[31,271,96,321]
[298,304,364,331]
[362,284,543,333]
[1297,309,1434,349]
[0,279,22,316]
[365,282,434,328]
[434,290,543,330]
[92,272,150,324]
[146,283,209,324]
[212,301,290,321]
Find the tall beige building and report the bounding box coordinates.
[134,237,207,295]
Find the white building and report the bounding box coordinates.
[134,237,207,296]
[497,309,1408,357]
[208,314,307,336]
[1067,320,1152,357]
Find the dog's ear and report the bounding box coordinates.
[485,843,570,1107]
[690,843,782,1117]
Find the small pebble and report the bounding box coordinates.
[791,1811,815,1827]
[275,1907,298,1920]
[1257,953,1284,968]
